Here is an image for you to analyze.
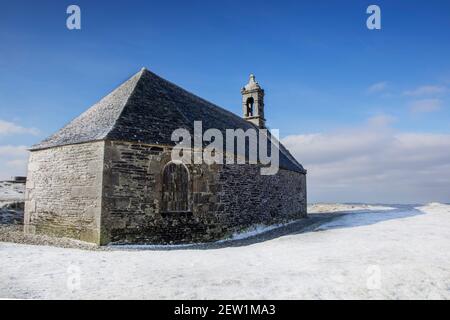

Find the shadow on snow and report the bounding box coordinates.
[111,204,423,251]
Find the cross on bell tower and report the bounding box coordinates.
[241,74,266,128]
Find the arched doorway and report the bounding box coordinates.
[161,162,189,212]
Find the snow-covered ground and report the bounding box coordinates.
[0,181,25,225]
[1,203,450,299]
[308,203,395,213]
[0,181,25,202]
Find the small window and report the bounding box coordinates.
[246,97,254,117]
[162,162,189,212]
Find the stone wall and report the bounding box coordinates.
[101,141,224,244]
[24,141,104,244]
[24,140,306,245]
[101,140,306,245]
[217,165,307,230]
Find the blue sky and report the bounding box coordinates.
[1,0,449,202]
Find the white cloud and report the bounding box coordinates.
[0,119,39,136]
[410,99,442,113]
[367,114,396,127]
[367,82,388,94]
[282,117,450,203]
[0,145,29,180]
[403,85,447,97]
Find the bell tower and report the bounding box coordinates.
[241,74,265,128]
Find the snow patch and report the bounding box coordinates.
[416,202,450,215]
[223,221,296,241]
[0,181,25,201]
[308,203,395,214]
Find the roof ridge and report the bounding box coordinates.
[139,69,194,128]
[104,68,147,140]
[139,68,250,126]
[30,69,144,151]
[30,67,305,173]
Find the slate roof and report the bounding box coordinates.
[31,68,305,173]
